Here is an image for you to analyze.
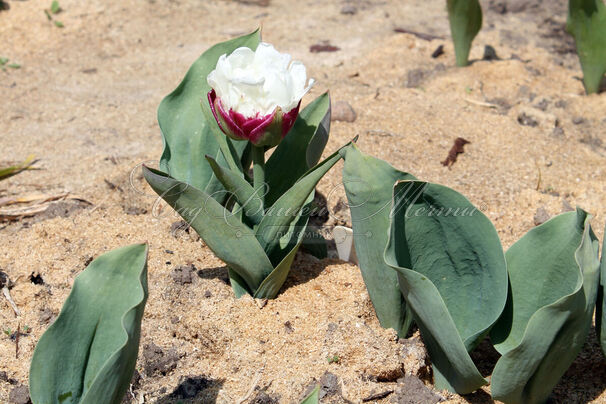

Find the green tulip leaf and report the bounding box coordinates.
[340,144,416,337]
[256,145,345,264]
[384,180,507,394]
[253,240,302,299]
[300,385,320,404]
[249,193,311,299]
[205,155,263,226]
[143,166,273,294]
[598,223,606,357]
[265,92,331,208]
[269,93,331,260]
[300,226,328,259]
[29,244,149,404]
[566,0,606,94]
[490,209,600,404]
[144,165,322,299]
[228,268,252,298]
[157,30,259,198]
[447,0,482,67]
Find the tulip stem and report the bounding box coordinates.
[252,145,266,211]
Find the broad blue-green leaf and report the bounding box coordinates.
[157,30,259,196]
[490,209,600,404]
[29,244,148,404]
[341,144,416,337]
[205,155,263,225]
[265,93,331,208]
[566,0,606,94]
[143,166,273,294]
[447,0,482,67]
[598,223,606,356]
[256,145,345,263]
[384,181,507,394]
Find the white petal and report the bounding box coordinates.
[226,47,255,69]
[206,42,313,117]
[256,42,291,70]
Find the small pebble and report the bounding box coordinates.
[340,5,357,15]
[552,127,565,137]
[518,112,539,127]
[331,101,357,122]
[9,385,30,404]
[534,207,551,226]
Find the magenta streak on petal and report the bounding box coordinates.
[208,90,246,140]
[248,110,277,144]
[281,102,301,137]
[207,90,223,130]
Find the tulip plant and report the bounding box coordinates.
[386,180,508,394]
[490,209,600,403]
[144,30,348,299]
[445,0,606,94]
[29,244,148,404]
[567,0,606,94]
[341,144,606,402]
[447,0,482,67]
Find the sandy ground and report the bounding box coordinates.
[1,0,606,402]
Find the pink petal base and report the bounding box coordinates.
[208,90,300,145]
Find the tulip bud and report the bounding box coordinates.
[207,42,314,148]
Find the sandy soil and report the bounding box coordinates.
[1,0,605,402]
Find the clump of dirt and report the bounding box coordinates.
[391,375,444,404]
[143,343,180,377]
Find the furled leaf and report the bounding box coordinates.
[265,92,331,208]
[300,385,320,404]
[340,144,416,337]
[566,0,606,94]
[490,209,600,404]
[253,240,302,299]
[598,223,606,356]
[447,0,482,67]
[384,181,507,394]
[157,30,259,198]
[29,244,148,404]
[256,146,345,264]
[205,155,263,225]
[143,166,273,294]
